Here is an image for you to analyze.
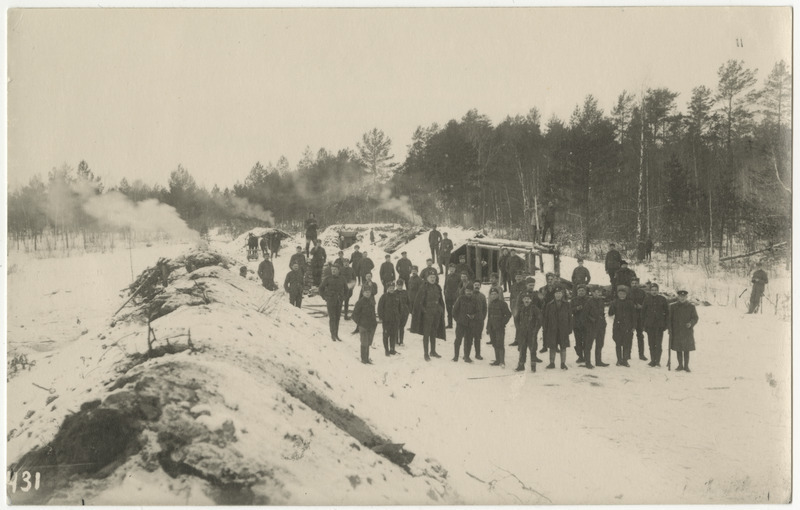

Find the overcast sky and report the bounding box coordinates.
[7,7,792,190]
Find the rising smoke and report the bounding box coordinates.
[219,196,274,225]
[377,187,422,225]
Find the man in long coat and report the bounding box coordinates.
[257,257,277,291]
[608,285,637,366]
[284,262,304,308]
[486,287,512,366]
[290,246,307,275]
[452,285,482,363]
[748,263,769,314]
[379,254,396,294]
[443,264,460,328]
[515,292,542,372]
[350,245,364,285]
[630,277,648,361]
[318,264,346,342]
[396,251,413,288]
[304,212,319,257]
[668,290,699,372]
[438,232,454,274]
[428,226,442,265]
[642,282,669,367]
[571,285,590,364]
[410,272,446,361]
[471,281,488,360]
[310,239,327,287]
[359,252,375,285]
[615,261,637,295]
[542,287,573,370]
[351,286,377,364]
[605,243,622,293]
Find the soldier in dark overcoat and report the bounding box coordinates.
[340,259,356,320]
[571,285,590,364]
[642,282,669,367]
[486,287,512,366]
[452,285,482,363]
[318,264,346,342]
[455,254,474,282]
[428,226,442,265]
[438,233,454,274]
[378,281,406,356]
[396,251,413,288]
[605,243,622,293]
[350,245,364,285]
[542,287,573,370]
[410,272,446,361]
[509,272,527,346]
[498,247,511,292]
[471,281,487,360]
[359,253,375,285]
[284,262,304,308]
[352,287,377,364]
[515,293,542,372]
[443,264,460,328]
[571,257,591,287]
[629,277,648,361]
[748,263,769,314]
[668,290,699,372]
[290,246,307,275]
[379,254,396,294]
[615,260,637,293]
[608,285,637,366]
[395,279,411,346]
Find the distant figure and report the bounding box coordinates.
[259,235,269,258]
[438,232,454,274]
[359,252,375,286]
[370,229,375,244]
[541,201,556,243]
[270,232,281,259]
[284,262,304,308]
[396,251,413,287]
[645,238,654,262]
[571,257,591,288]
[498,247,511,292]
[247,233,259,258]
[428,225,442,265]
[615,260,637,291]
[669,290,699,372]
[304,213,318,257]
[257,257,277,290]
[605,243,622,293]
[350,245,364,285]
[748,263,769,314]
[443,264,460,329]
[379,254,396,294]
[310,239,327,287]
[239,266,248,278]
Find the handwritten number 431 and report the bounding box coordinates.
[7,471,41,493]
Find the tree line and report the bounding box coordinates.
[8,59,791,262]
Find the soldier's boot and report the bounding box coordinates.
[683,351,691,372]
[675,352,684,371]
[515,364,525,372]
[546,350,556,369]
[560,347,568,370]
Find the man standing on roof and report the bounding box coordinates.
[438,232,454,274]
[304,212,319,257]
[605,243,622,294]
[541,201,556,243]
[429,225,442,266]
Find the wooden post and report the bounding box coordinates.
[475,247,483,282]
[488,247,494,279]
[466,244,473,277]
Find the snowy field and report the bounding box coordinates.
[5,227,791,504]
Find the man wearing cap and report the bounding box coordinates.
[407,266,423,313]
[350,245,364,285]
[515,292,542,372]
[396,251,413,288]
[541,201,557,243]
[290,246,307,276]
[318,264,346,342]
[488,272,504,301]
[438,232,454,274]
[378,280,406,356]
[585,285,609,367]
[642,282,669,367]
[333,250,346,268]
[428,225,442,265]
[540,273,558,305]
[340,258,357,321]
[455,254,474,282]
[498,247,511,292]
[410,272,446,361]
[542,287,572,369]
[359,252,375,286]
[506,249,526,282]
[395,279,411,346]
[605,243,622,293]
[571,285,590,365]
[379,254,396,294]
[457,271,472,297]
[443,264,460,328]
[747,262,769,314]
[452,283,481,363]
[284,261,305,308]
[486,287,512,366]
[471,281,488,360]
[509,272,528,346]
[351,285,377,364]
[420,259,439,283]
[615,260,637,293]
[629,277,648,361]
[304,212,319,258]
[668,290,699,372]
[310,239,327,287]
[571,257,591,288]
[608,285,637,366]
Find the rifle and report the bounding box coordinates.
[667,329,672,371]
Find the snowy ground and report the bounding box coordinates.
[5,227,792,504]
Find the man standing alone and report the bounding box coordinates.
[605,243,622,294]
[429,225,442,266]
[748,262,769,314]
[304,212,319,257]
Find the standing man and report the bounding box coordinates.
[350,245,364,285]
[515,292,542,372]
[488,272,504,301]
[304,212,319,257]
[615,260,637,292]
[642,282,669,367]
[438,232,454,274]
[379,254,396,294]
[407,266,423,312]
[377,281,404,356]
[509,272,528,346]
[359,252,375,287]
[506,249,526,282]
[605,243,622,294]
[395,279,411,346]
[257,256,277,290]
[748,262,769,314]
[571,285,590,364]
[269,232,281,259]
[571,257,591,288]
[284,262,304,308]
[352,286,377,364]
[608,285,637,367]
[669,290,699,372]
[340,259,356,320]
[486,287,512,367]
[428,225,442,265]
[410,272,446,361]
[310,239,327,287]
[452,284,480,363]
[420,258,439,282]
[498,247,511,292]
[290,246,307,275]
[586,285,609,367]
[318,264,346,342]
[630,277,648,361]
[645,238,654,262]
[455,254,474,281]
[541,201,556,243]
[443,264,460,329]
[542,287,572,370]
[396,251,413,287]
[259,235,269,259]
[334,250,346,268]
[471,281,488,360]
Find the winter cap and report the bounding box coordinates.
[620,260,629,266]
[525,276,536,283]
[577,256,584,262]
[386,280,396,288]
[401,251,407,255]
[385,254,391,259]
[554,286,565,294]
[677,290,688,296]
[576,284,587,291]
[617,285,629,294]
[489,287,500,295]
[411,265,419,271]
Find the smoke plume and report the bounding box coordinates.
[218,196,275,225]
[377,187,422,225]
[82,191,200,241]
